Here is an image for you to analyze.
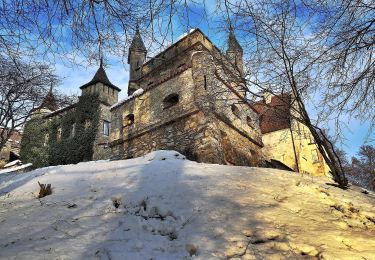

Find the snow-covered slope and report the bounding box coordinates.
[0,151,374,259]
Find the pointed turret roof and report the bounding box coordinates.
[128,27,147,64]
[129,27,147,52]
[227,30,243,53]
[80,60,121,91]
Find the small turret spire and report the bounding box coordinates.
[128,25,147,95]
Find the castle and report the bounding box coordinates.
[20,28,330,176]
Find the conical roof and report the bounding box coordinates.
[129,28,147,52]
[80,61,121,91]
[228,31,243,53]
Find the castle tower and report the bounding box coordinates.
[80,59,121,106]
[226,30,244,76]
[128,26,147,96]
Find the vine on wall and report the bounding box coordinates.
[20,94,100,168]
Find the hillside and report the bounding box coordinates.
[0,151,374,259]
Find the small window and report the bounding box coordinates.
[57,127,62,141]
[71,123,76,138]
[311,149,319,163]
[44,133,49,147]
[231,104,241,118]
[103,120,110,136]
[123,114,134,127]
[163,93,179,109]
[204,75,207,90]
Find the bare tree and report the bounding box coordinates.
[308,0,375,128]
[0,56,58,151]
[0,0,191,65]
[218,0,348,187]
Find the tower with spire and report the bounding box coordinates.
[226,30,244,76]
[80,58,121,106]
[128,26,147,96]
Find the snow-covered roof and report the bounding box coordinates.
[110,88,144,110]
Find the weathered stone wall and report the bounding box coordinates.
[110,68,197,142]
[111,111,226,162]
[109,38,263,166]
[190,47,262,145]
[81,82,119,105]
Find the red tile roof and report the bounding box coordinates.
[253,94,291,134]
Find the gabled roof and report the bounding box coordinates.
[80,62,121,91]
[253,94,291,134]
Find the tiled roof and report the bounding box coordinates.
[253,94,292,134]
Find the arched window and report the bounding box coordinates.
[123,114,134,127]
[231,104,241,118]
[163,93,179,109]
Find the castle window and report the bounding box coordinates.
[163,93,179,109]
[44,133,49,147]
[71,123,76,138]
[103,120,110,136]
[204,75,207,90]
[231,104,241,118]
[123,114,134,127]
[57,127,62,141]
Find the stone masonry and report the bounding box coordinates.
[109,29,263,166]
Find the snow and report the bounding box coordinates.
[0,150,374,259]
[110,88,144,110]
[0,163,32,174]
[3,160,22,168]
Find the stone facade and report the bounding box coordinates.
[109,29,263,166]
[21,28,331,176]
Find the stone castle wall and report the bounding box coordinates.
[81,82,119,105]
[109,37,263,166]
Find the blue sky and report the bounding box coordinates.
[54,2,374,159]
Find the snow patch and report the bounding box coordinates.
[110,88,144,110]
[0,150,374,259]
